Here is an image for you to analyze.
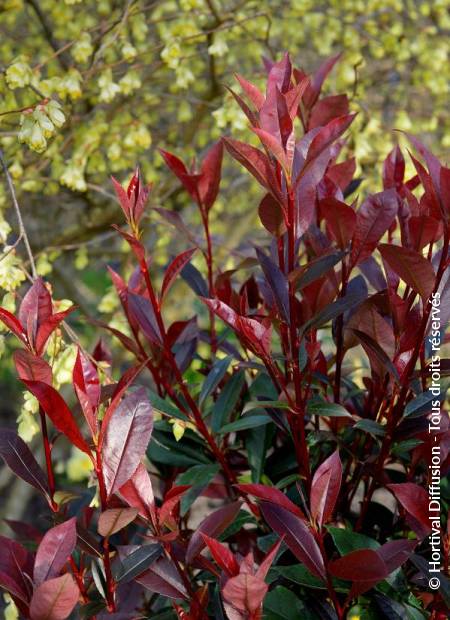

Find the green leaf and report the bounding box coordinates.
[275,565,326,590]
[148,390,186,420]
[353,419,386,437]
[211,370,245,432]
[327,526,380,555]
[242,400,290,414]
[264,586,312,619]
[307,400,353,418]
[148,428,212,467]
[176,464,220,516]
[199,356,231,406]
[246,423,274,483]
[219,414,272,433]
[404,381,450,418]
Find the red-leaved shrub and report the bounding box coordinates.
[0,52,449,619]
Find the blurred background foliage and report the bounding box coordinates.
[0,0,449,492]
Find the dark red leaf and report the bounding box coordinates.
[258,193,286,236]
[387,483,432,539]
[34,518,77,585]
[235,74,265,110]
[102,387,153,497]
[22,381,90,455]
[186,501,241,563]
[236,483,305,519]
[127,292,162,346]
[0,307,27,344]
[260,502,326,580]
[161,248,197,301]
[159,149,198,200]
[351,190,398,265]
[13,349,52,384]
[329,548,387,582]
[379,244,435,300]
[310,450,342,527]
[35,307,75,356]
[201,533,240,576]
[119,463,157,528]
[18,278,52,350]
[308,95,349,129]
[306,114,356,164]
[73,348,100,438]
[136,556,188,600]
[320,197,356,249]
[198,141,223,211]
[383,145,405,190]
[29,574,79,620]
[0,429,49,496]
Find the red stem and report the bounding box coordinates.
[39,407,58,512]
[95,449,116,612]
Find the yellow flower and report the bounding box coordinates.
[0,249,26,291]
[67,448,94,481]
[72,33,93,63]
[5,61,32,89]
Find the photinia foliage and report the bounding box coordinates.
[0,52,449,620]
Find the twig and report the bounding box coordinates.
[0,149,37,278]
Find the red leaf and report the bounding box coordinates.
[201,534,240,576]
[35,307,75,356]
[383,145,405,190]
[329,548,387,585]
[161,248,197,301]
[101,387,153,497]
[252,128,289,171]
[13,350,52,384]
[34,518,77,585]
[310,450,342,527]
[29,574,79,620]
[351,190,398,265]
[387,483,432,539]
[377,539,417,573]
[186,502,241,563]
[222,137,282,205]
[308,95,350,129]
[306,114,356,164]
[327,157,356,190]
[258,193,286,237]
[255,538,283,581]
[260,502,326,580]
[0,429,49,496]
[119,463,157,528]
[222,573,268,614]
[136,556,188,600]
[159,149,198,200]
[235,74,265,110]
[320,197,356,249]
[111,175,132,221]
[303,53,342,109]
[18,278,52,351]
[0,307,27,344]
[236,483,305,519]
[379,244,435,300]
[22,381,90,455]
[97,507,138,537]
[73,348,100,437]
[198,141,223,211]
[127,292,162,346]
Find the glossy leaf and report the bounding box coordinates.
[102,387,154,497]
[0,429,49,496]
[261,502,326,580]
[310,450,342,526]
[161,248,197,301]
[22,380,91,455]
[29,574,79,620]
[97,508,138,538]
[186,502,241,563]
[34,518,77,585]
[379,243,435,300]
